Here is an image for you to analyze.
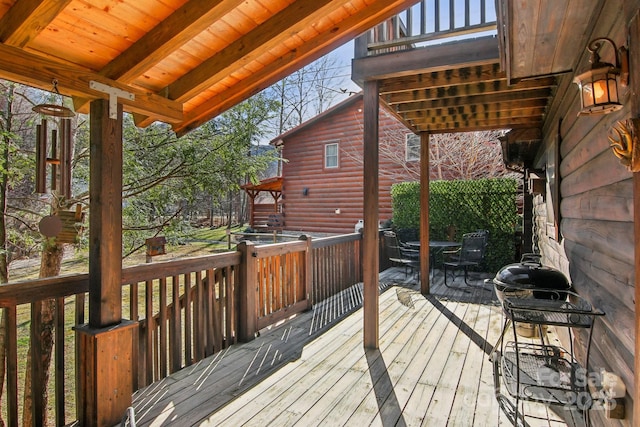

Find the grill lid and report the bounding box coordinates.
[493,254,570,291]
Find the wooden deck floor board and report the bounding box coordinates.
[131,268,573,427]
[198,287,409,426]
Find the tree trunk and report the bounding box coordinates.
[22,237,64,427]
[0,82,15,427]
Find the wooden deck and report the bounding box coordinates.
[129,268,583,427]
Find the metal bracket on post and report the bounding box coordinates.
[89,81,135,119]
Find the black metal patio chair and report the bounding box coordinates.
[443,230,488,287]
[383,230,420,279]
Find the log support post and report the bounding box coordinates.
[75,99,136,426]
[363,80,379,349]
[630,10,640,424]
[238,240,257,342]
[419,132,430,295]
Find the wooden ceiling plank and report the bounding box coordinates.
[0,43,182,123]
[0,0,72,47]
[170,0,417,133]
[167,0,342,102]
[386,77,556,104]
[72,0,247,115]
[100,0,247,83]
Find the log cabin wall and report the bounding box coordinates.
[277,95,421,234]
[532,1,639,424]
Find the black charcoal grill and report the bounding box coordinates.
[490,253,571,304]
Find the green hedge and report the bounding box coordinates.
[391,178,519,272]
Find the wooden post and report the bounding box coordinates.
[76,99,136,427]
[630,11,640,424]
[419,132,430,295]
[88,99,123,327]
[238,241,257,342]
[299,234,313,309]
[363,80,379,349]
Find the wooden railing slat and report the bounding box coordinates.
[184,273,192,366]
[144,280,154,385]
[170,275,181,373]
[55,297,65,427]
[6,306,18,427]
[159,277,167,377]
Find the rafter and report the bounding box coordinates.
[396,98,548,117]
[171,0,416,134]
[415,117,544,133]
[385,77,556,105]
[100,0,246,83]
[0,0,71,47]
[167,0,339,102]
[379,63,505,94]
[393,88,553,113]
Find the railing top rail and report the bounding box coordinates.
[253,240,308,258]
[0,251,242,307]
[311,233,362,249]
[122,251,241,283]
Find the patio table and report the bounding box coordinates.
[405,241,461,275]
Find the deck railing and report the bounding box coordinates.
[355,0,497,57]
[0,232,363,426]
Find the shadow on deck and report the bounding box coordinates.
[129,268,581,427]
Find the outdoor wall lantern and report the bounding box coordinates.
[574,37,628,116]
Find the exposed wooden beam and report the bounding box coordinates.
[379,63,505,94]
[102,0,245,83]
[0,0,71,47]
[415,117,543,133]
[73,0,245,113]
[396,98,548,115]
[0,43,183,123]
[386,77,556,104]
[393,88,553,111]
[172,0,416,134]
[167,0,339,103]
[352,36,500,82]
[402,106,547,123]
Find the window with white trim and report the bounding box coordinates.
[406,133,420,161]
[325,142,339,168]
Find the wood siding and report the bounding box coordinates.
[532,1,639,425]
[280,96,420,234]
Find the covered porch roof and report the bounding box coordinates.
[0,0,415,135]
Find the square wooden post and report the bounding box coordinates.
[76,321,137,427]
[238,240,257,342]
[299,234,313,309]
[363,80,379,349]
[75,99,134,426]
[419,132,430,295]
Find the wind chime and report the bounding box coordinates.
[34,79,84,243]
